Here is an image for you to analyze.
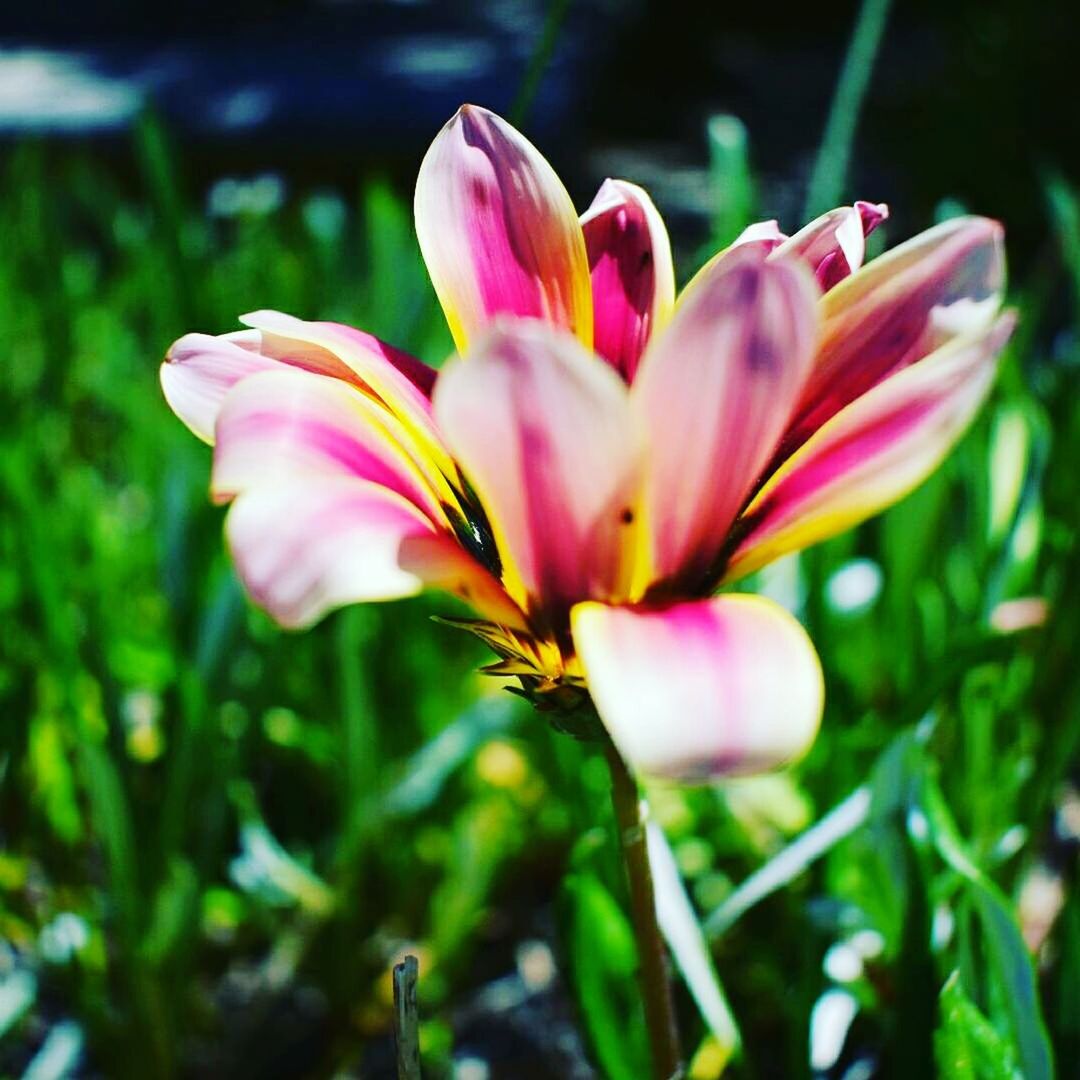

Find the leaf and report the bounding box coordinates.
[229,785,335,917]
[28,713,83,845]
[705,785,871,937]
[935,971,1021,1080]
[141,858,199,968]
[987,406,1032,546]
[427,796,524,967]
[707,115,755,250]
[380,697,520,819]
[194,568,244,680]
[647,820,739,1059]
[333,696,521,884]
[920,772,1054,1080]
[561,872,647,1080]
[79,737,141,949]
[336,606,380,808]
[21,1019,85,1080]
[704,726,922,939]
[1043,171,1080,317]
[0,970,36,1040]
[803,0,894,218]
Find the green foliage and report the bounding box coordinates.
[803,0,894,219]
[0,107,1077,1078]
[563,872,646,1080]
[936,972,1020,1080]
[707,116,756,251]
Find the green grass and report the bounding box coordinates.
[0,109,1078,1078]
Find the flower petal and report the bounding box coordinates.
[227,476,523,630]
[160,331,277,444]
[733,220,787,250]
[782,216,1004,452]
[725,313,1016,582]
[211,368,449,521]
[572,596,823,781]
[414,104,593,353]
[433,320,641,629]
[238,310,455,481]
[774,200,888,290]
[161,317,436,446]
[322,321,437,398]
[632,245,820,591]
[226,478,439,628]
[580,178,675,381]
[396,532,529,631]
[674,221,788,311]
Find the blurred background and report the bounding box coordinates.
[2,0,1079,1076]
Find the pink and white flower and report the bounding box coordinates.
[161,104,1012,783]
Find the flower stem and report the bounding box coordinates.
[604,742,683,1079]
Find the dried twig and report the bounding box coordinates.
[393,954,421,1080]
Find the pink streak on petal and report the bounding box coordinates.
[317,321,437,398]
[211,368,444,521]
[726,312,1015,581]
[571,595,823,782]
[238,310,457,484]
[856,200,889,235]
[632,245,820,589]
[581,179,675,381]
[779,216,1004,458]
[226,478,439,629]
[227,475,523,631]
[242,311,435,416]
[433,320,641,628]
[161,315,436,447]
[415,105,592,352]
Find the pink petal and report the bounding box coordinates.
[580,178,675,382]
[160,331,276,444]
[239,310,456,481]
[773,200,889,290]
[211,368,448,522]
[160,317,437,447]
[676,221,789,311]
[414,104,593,353]
[725,313,1016,582]
[855,198,890,239]
[227,478,441,628]
[781,216,1005,455]
[397,532,529,631]
[317,321,437,398]
[631,245,820,590]
[733,220,788,250]
[227,476,523,630]
[572,596,824,781]
[433,320,641,629]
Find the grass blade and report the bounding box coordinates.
[648,820,740,1060]
[509,0,574,128]
[803,0,893,219]
[705,786,872,938]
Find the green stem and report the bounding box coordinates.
[605,743,683,1079]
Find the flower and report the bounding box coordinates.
[161,105,1013,783]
